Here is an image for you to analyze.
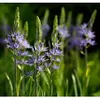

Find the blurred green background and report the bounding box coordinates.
[0,3,100,96]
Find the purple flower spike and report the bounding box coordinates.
[78,23,96,47]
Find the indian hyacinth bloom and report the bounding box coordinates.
[46,42,63,70]
[34,42,48,53]
[67,24,96,50]
[58,25,70,38]
[16,41,49,75]
[5,32,31,49]
[78,23,96,47]
[17,50,32,57]
[68,36,82,50]
[42,24,50,38]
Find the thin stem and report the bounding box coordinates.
[85,47,88,69]
[50,67,53,96]
[82,47,88,96]
[13,49,17,96]
[85,47,90,93]
[34,65,37,96]
[22,67,24,96]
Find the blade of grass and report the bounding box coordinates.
[72,74,78,96]
[5,73,13,96]
[74,70,82,96]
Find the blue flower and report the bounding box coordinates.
[24,57,35,66]
[44,62,51,68]
[68,36,82,50]
[53,65,60,70]
[47,41,63,70]
[78,23,96,47]
[50,48,63,56]
[17,50,32,57]
[37,66,44,72]
[34,42,48,53]
[5,32,31,49]
[42,24,50,38]
[15,32,31,49]
[58,25,70,38]
[16,59,25,65]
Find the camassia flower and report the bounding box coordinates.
[46,42,63,70]
[78,23,96,47]
[58,25,70,38]
[42,24,50,38]
[5,32,31,49]
[68,36,82,50]
[17,42,49,74]
[67,24,96,50]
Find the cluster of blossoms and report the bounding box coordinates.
[4,32,31,50]
[57,23,96,50]
[78,23,96,47]
[45,41,63,70]
[5,30,63,76]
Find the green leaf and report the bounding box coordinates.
[72,74,78,96]
[5,73,13,96]
[80,51,85,55]
[16,76,23,96]
[74,70,82,96]
[66,79,69,96]
[93,91,100,96]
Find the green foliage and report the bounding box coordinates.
[0,5,100,97]
[5,73,13,96]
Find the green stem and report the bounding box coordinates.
[83,47,88,96]
[34,66,37,96]
[14,49,17,96]
[50,67,53,96]
[22,67,24,96]
[85,47,88,69]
